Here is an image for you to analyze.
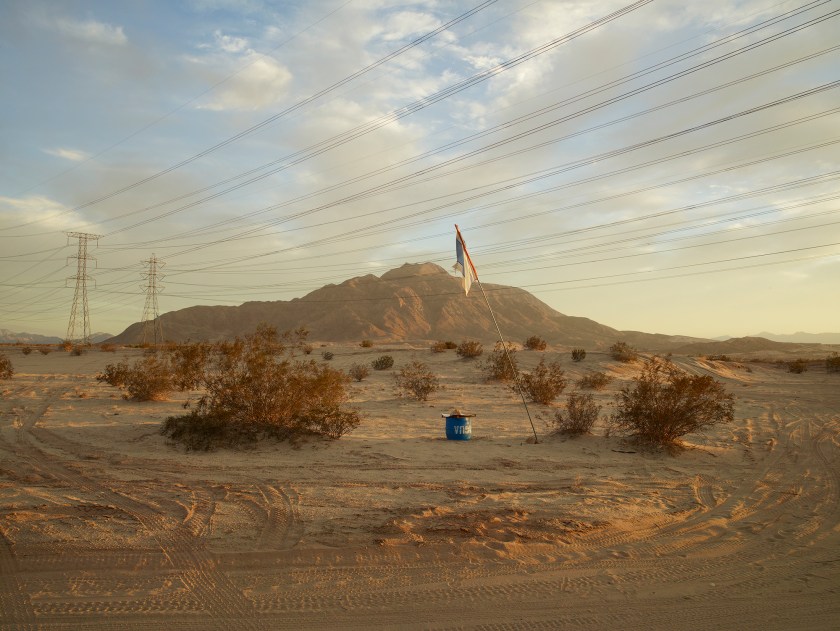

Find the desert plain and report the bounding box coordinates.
[1,343,838,630]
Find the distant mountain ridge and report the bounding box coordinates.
[0,329,112,344]
[752,331,840,345]
[108,262,709,350]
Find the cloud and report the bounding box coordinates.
[194,51,293,111]
[213,30,249,53]
[43,147,89,162]
[53,17,127,46]
[185,0,266,14]
[380,11,442,42]
[0,195,75,231]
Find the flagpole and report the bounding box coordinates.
[474,280,539,444]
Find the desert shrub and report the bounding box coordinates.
[39,347,51,355]
[98,355,172,401]
[706,354,731,361]
[0,353,13,380]
[611,356,735,446]
[609,341,638,362]
[97,361,131,388]
[788,358,808,374]
[372,355,394,370]
[302,344,313,355]
[348,363,370,382]
[122,354,174,401]
[161,325,360,449]
[100,343,117,353]
[71,345,85,356]
[322,351,334,361]
[443,341,457,349]
[482,342,518,381]
[524,335,547,351]
[430,341,447,353]
[456,340,483,359]
[827,353,840,374]
[520,358,567,405]
[576,371,613,390]
[550,392,600,436]
[360,339,374,348]
[394,360,440,401]
[571,348,586,362]
[166,341,211,390]
[61,340,72,352]
[21,346,32,355]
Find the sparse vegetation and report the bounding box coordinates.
[21,346,32,355]
[482,342,518,381]
[322,351,334,361]
[394,360,440,401]
[360,339,374,348]
[71,345,85,356]
[168,341,210,390]
[39,347,52,355]
[456,340,483,359]
[302,344,314,355]
[0,353,13,380]
[61,340,72,352]
[100,343,117,353]
[571,348,586,362]
[609,341,638,362]
[122,354,174,401]
[160,325,360,450]
[98,355,172,401]
[524,335,547,351]
[576,371,612,390]
[827,353,840,374]
[371,355,394,370]
[348,363,370,382]
[706,354,732,362]
[430,341,447,353]
[611,356,735,447]
[788,358,808,374]
[520,357,567,405]
[443,341,457,350]
[550,392,600,436]
[96,361,131,388]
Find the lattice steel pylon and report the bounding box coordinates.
[140,254,165,346]
[65,232,101,345]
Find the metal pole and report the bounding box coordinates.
[475,279,539,444]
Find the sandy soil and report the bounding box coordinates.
[1,344,838,630]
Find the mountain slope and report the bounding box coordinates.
[108,262,706,349]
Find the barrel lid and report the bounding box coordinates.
[441,408,476,418]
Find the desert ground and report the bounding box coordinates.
[1,343,838,630]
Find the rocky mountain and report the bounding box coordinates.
[107,263,714,350]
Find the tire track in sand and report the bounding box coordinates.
[256,483,304,551]
[4,383,267,630]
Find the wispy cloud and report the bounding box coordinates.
[189,32,293,112]
[214,30,249,53]
[0,195,74,230]
[44,147,89,162]
[53,17,128,46]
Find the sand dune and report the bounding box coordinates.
[1,345,838,629]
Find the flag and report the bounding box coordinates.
[453,224,478,295]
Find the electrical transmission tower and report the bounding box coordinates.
[66,232,101,345]
[141,255,165,346]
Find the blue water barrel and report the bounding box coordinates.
[445,416,472,440]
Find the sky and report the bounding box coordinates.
[1,0,838,340]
